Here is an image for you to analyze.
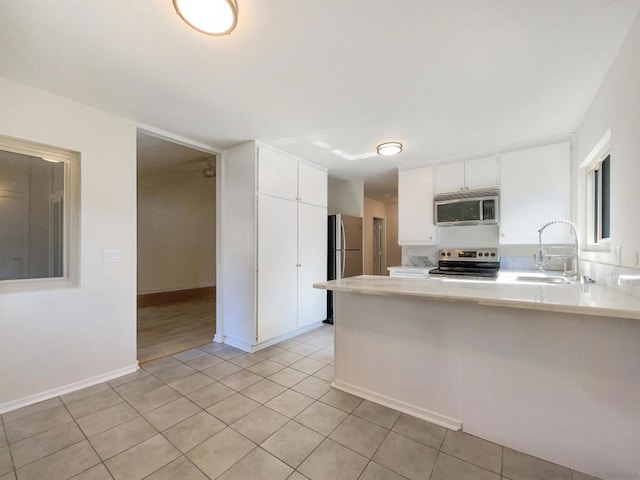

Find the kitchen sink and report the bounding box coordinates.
[509,275,573,285]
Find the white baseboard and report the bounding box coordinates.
[213,333,225,344]
[0,363,139,415]
[332,379,463,431]
[224,322,324,353]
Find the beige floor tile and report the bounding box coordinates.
[172,348,207,363]
[359,462,406,480]
[268,368,309,388]
[329,415,389,458]
[219,370,263,391]
[143,356,182,373]
[1,398,61,425]
[305,337,332,349]
[76,402,138,437]
[291,377,331,399]
[127,385,182,413]
[309,349,334,364]
[261,421,324,468]
[240,379,286,404]
[168,372,215,395]
[0,447,11,476]
[0,430,6,449]
[247,360,286,378]
[4,405,73,444]
[218,447,292,480]
[162,411,225,453]
[431,452,500,480]
[319,389,363,413]
[289,357,325,375]
[255,346,285,359]
[312,364,334,382]
[228,353,264,368]
[571,470,602,480]
[186,428,255,479]
[214,346,246,361]
[231,406,288,444]
[288,344,320,357]
[65,389,123,420]
[0,472,14,480]
[89,416,156,460]
[199,342,231,354]
[266,391,315,418]
[353,401,400,429]
[144,397,201,431]
[10,421,84,469]
[502,448,572,480]
[295,402,348,436]
[105,434,180,480]
[206,393,260,425]
[186,354,225,371]
[268,350,305,366]
[272,338,301,350]
[69,463,113,480]
[153,363,198,384]
[298,438,368,480]
[441,430,502,474]
[16,441,100,480]
[373,432,438,480]
[186,382,235,409]
[392,414,446,450]
[108,369,150,388]
[145,456,208,480]
[60,383,111,404]
[201,361,243,380]
[113,375,164,399]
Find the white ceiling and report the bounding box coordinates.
[1,0,639,201]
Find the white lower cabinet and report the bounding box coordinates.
[298,202,327,328]
[257,195,298,342]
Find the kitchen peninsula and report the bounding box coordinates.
[314,275,640,480]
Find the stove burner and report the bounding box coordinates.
[430,248,500,278]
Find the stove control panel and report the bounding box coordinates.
[439,248,500,262]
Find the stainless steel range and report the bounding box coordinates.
[429,248,500,278]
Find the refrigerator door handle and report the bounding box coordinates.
[341,219,346,278]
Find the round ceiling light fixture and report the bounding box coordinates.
[173,0,238,36]
[377,142,403,156]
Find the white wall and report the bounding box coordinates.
[576,12,640,269]
[328,177,364,217]
[0,77,138,410]
[137,169,216,294]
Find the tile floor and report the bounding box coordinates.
[0,324,600,480]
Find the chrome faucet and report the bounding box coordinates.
[536,219,581,281]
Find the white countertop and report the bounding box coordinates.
[314,274,640,320]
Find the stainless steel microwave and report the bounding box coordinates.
[434,188,499,226]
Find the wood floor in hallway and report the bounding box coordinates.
[137,288,216,363]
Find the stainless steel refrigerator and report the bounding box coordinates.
[326,214,363,323]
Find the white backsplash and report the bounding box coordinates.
[581,261,640,300]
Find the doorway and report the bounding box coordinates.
[136,131,218,363]
[372,217,385,275]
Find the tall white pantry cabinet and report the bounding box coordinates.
[221,141,328,352]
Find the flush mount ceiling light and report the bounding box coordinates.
[173,0,238,36]
[377,142,403,156]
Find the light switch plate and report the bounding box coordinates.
[104,249,120,263]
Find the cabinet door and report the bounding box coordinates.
[465,156,498,190]
[500,142,571,244]
[258,145,298,201]
[298,162,327,207]
[435,162,465,194]
[398,166,437,245]
[257,194,298,343]
[298,203,327,328]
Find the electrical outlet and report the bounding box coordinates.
[104,249,120,263]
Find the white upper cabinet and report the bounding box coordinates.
[298,162,328,207]
[500,142,571,244]
[258,145,298,201]
[398,166,437,245]
[435,156,498,194]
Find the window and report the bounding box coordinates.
[0,135,76,282]
[586,150,611,247]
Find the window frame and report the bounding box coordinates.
[0,134,79,289]
[581,131,611,252]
